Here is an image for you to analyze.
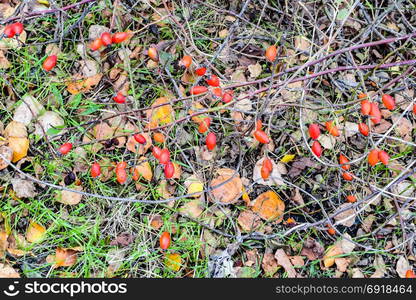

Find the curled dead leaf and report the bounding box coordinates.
[66,74,102,95]
[47,247,79,267]
[323,244,343,268]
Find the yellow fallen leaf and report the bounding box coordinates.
[165,253,182,271]
[26,221,46,243]
[252,190,285,222]
[188,182,204,197]
[242,189,251,206]
[37,0,50,7]
[323,244,343,268]
[132,157,152,181]
[8,137,29,162]
[147,97,174,128]
[281,154,295,163]
[185,175,204,198]
[66,74,102,95]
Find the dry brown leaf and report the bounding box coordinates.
[339,233,355,254]
[171,162,182,179]
[179,199,204,219]
[210,168,242,204]
[11,178,37,198]
[93,122,114,140]
[218,29,228,38]
[294,36,311,51]
[334,203,356,227]
[391,115,412,141]
[13,94,45,126]
[0,3,16,19]
[247,63,262,78]
[0,263,20,278]
[0,50,11,69]
[56,186,83,205]
[335,257,350,272]
[230,68,247,83]
[361,214,376,233]
[126,133,152,154]
[149,214,163,230]
[0,146,13,170]
[0,231,8,257]
[252,191,285,222]
[26,221,46,243]
[396,256,410,278]
[48,248,79,267]
[132,157,152,181]
[189,101,207,124]
[274,249,297,278]
[291,188,305,206]
[157,180,172,200]
[66,74,102,95]
[351,268,365,278]
[289,256,305,267]
[262,252,278,276]
[237,210,262,232]
[181,70,197,84]
[370,255,386,278]
[301,238,324,260]
[4,121,27,138]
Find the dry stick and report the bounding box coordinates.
[1,0,98,24]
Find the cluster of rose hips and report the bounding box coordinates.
[307,93,400,182]
[89,31,129,51]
